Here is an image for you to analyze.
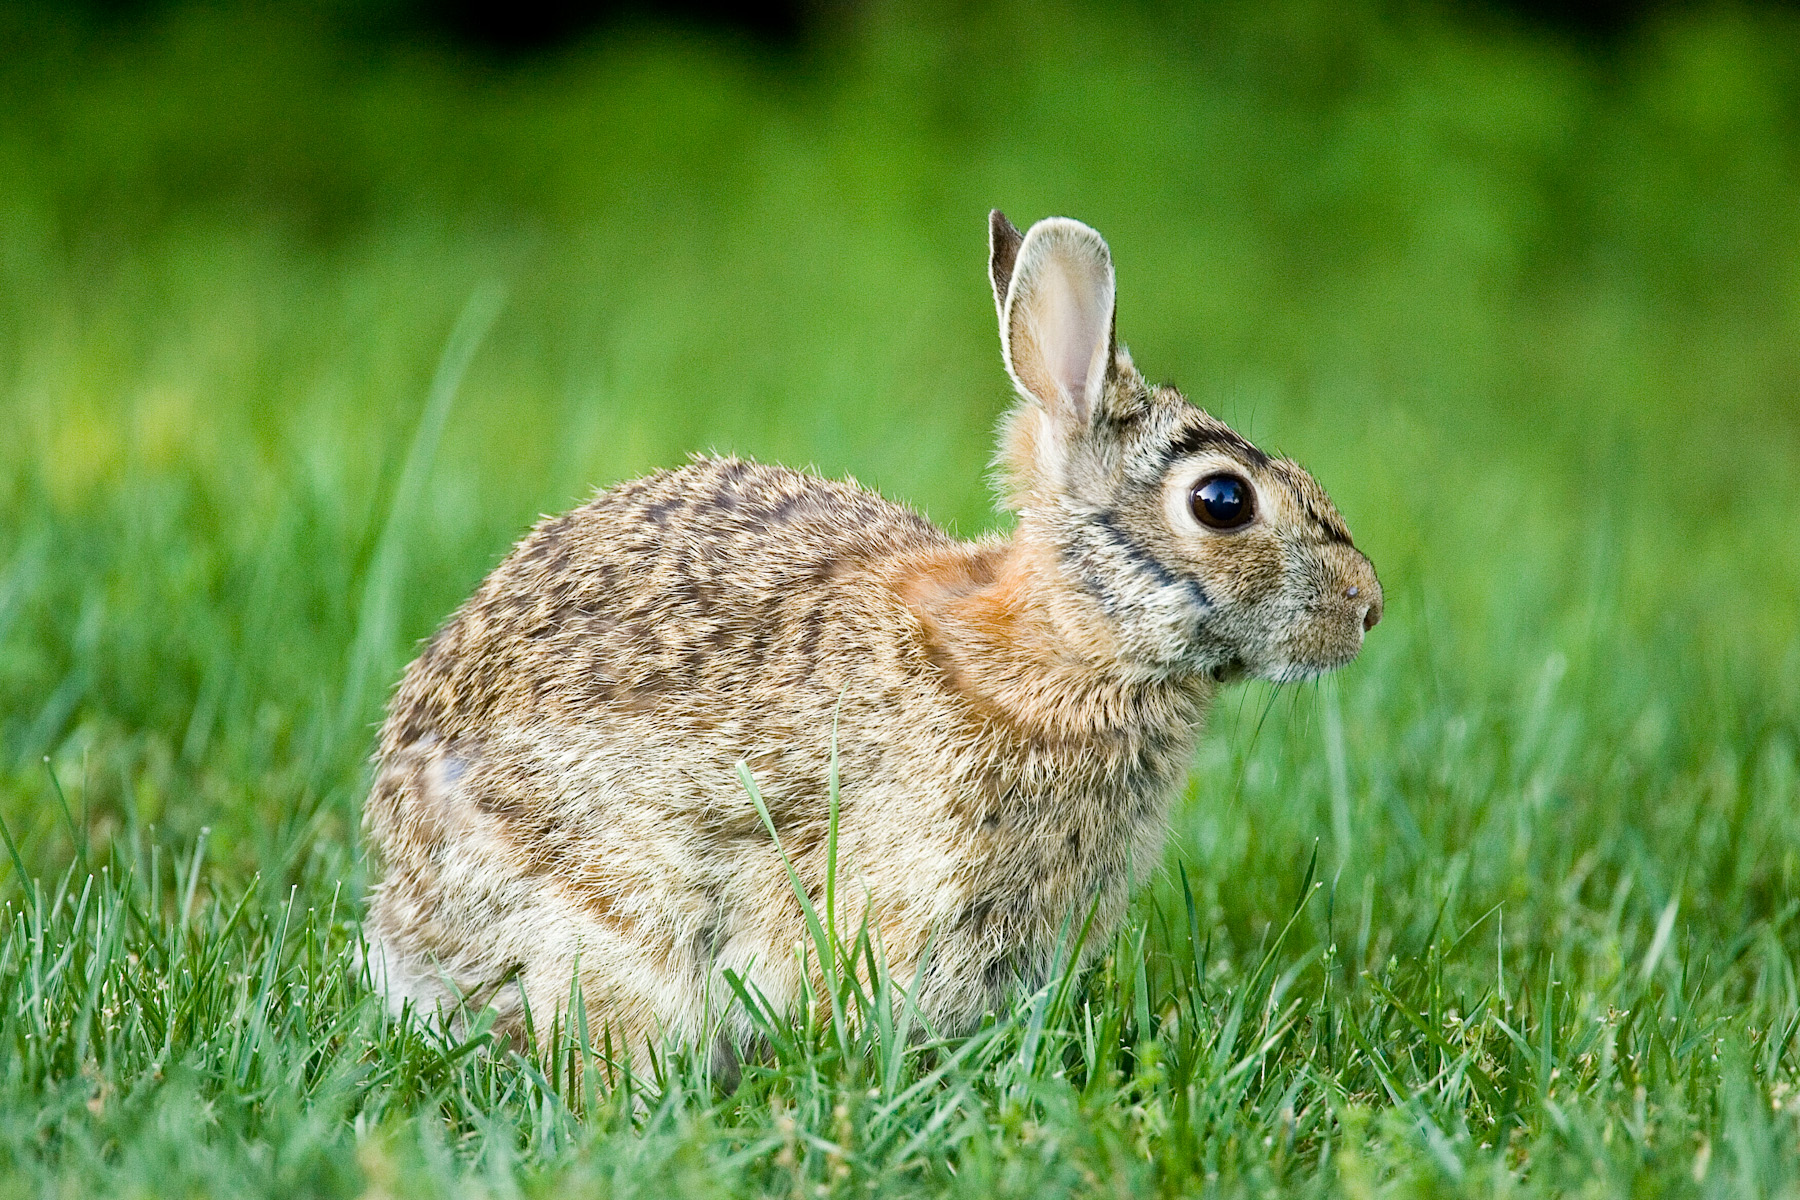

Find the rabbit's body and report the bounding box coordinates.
[365,456,1207,1057]
[364,213,1382,1065]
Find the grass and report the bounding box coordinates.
[1,0,1799,1193]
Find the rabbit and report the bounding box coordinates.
[361,211,1382,1073]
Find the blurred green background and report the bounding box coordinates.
[1,0,1799,1192]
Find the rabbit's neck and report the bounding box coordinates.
[894,538,1212,745]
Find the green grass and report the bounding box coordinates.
[2,0,1799,1194]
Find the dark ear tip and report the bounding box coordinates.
[988,209,1025,320]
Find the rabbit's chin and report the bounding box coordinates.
[1250,646,1364,685]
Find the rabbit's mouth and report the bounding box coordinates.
[1208,655,1247,685]
[1257,634,1366,683]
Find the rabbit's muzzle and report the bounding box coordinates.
[1254,545,1382,682]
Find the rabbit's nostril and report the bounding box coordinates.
[1362,601,1382,631]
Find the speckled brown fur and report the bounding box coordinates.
[362,213,1382,1067]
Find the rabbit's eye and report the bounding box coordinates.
[1190,474,1255,531]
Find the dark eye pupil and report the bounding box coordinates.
[1191,475,1253,530]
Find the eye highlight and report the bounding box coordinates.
[1189,474,1255,531]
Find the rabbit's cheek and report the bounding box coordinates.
[1188,530,1288,611]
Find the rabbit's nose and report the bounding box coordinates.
[1346,583,1381,631]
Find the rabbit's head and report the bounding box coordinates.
[988,211,1381,684]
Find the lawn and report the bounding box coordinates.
[1,1,1798,1194]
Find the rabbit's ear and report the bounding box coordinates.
[999,217,1117,432]
[988,210,1023,325]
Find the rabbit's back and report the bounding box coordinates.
[382,455,946,751]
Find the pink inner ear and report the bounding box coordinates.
[1036,257,1111,419]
